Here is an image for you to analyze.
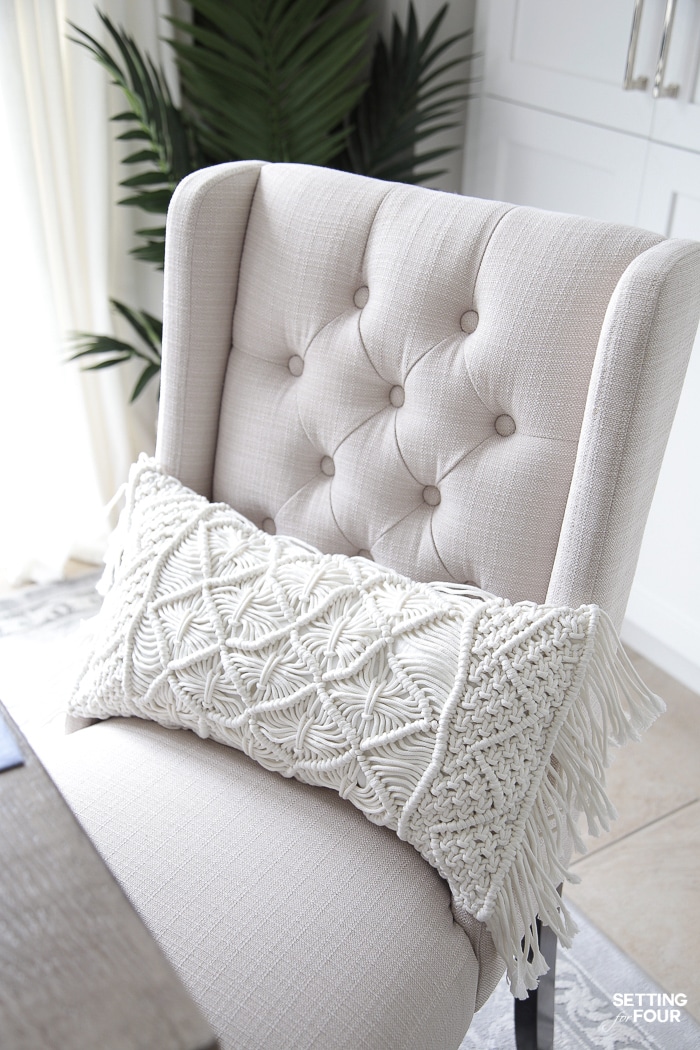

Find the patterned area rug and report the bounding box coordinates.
[462,901,699,1049]
[1,575,698,1050]
[0,572,102,637]
[0,573,103,749]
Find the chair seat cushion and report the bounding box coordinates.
[43,718,502,1050]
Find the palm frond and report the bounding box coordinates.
[170,0,372,166]
[69,12,198,268]
[67,300,162,402]
[338,2,472,184]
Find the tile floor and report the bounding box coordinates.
[566,648,700,1021]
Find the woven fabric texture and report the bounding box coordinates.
[43,717,483,1050]
[158,162,674,612]
[546,237,700,625]
[71,458,663,996]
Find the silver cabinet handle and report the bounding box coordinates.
[653,0,680,97]
[624,0,648,90]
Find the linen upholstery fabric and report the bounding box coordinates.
[41,719,485,1050]
[546,239,700,626]
[70,457,663,996]
[159,161,264,498]
[158,162,673,612]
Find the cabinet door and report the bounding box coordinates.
[649,0,700,150]
[637,139,700,230]
[477,0,663,136]
[625,142,700,687]
[464,97,648,223]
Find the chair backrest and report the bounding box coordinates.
[157,162,700,629]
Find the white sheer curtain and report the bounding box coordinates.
[0,0,181,583]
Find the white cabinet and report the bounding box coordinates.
[468,0,700,183]
[464,1,700,692]
[466,97,649,222]
[638,139,700,231]
[479,0,663,136]
[650,0,700,149]
[477,0,700,144]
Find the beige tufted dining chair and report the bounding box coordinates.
[46,162,700,1050]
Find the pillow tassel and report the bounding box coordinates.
[97,480,128,596]
[476,609,664,997]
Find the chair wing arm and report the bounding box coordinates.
[547,238,700,630]
[156,161,265,499]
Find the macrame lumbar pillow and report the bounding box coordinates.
[70,456,663,997]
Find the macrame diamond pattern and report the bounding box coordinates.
[71,459,662,997]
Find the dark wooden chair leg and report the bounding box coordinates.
[513,918,558,1050]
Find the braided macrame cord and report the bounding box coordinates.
[71,456,663,997]
[449,608,662,996]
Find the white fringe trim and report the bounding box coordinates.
[476,609,664,998]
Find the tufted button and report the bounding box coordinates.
[287,354,304,376]
[357,549,373,561]
[354,286,369,308]
[494,413,516,437]
[422,485,441,507]
[460,309,479,334]
[262,517,276,535]
[389,385,405,408]
[320,455,335,477]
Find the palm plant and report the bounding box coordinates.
[170,0,373,167]
[68,1,471,401]
[340,3,471,184]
